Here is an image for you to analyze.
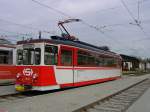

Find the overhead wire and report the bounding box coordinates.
[0,0,146,56]
[0,18,56,35]
[0,34,19,42]
[31,0,104,33]
[120,0,150,58]
[0,28,31,36]
[31,0,111,46]
[32,0,72,18]
[31,0,129,48]
[31,0,150,56]
[138,0,140,21]
[120,0,150,40]
[120,0,138,22]
[30,0,150,58]
[0,28,33,42]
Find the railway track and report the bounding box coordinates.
[0,93,28,103]
[0,89,61,103]
[0,90,51,103]
[73,78,150,112]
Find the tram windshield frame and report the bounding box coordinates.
[17,47,41,65]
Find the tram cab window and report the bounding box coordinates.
[44,45,58,65]
[17,49,23,65]
[23,49,34,65]
[61,49,72,66]
[17,48,41,65]
[35,48,41,65]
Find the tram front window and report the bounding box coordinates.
[44,45,58,65]
[17,50,23,65]
[17,48,41,65]
[35,48,41,65]
[23,49,34,65]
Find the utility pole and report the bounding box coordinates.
[39,31,41,39]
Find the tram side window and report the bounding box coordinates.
[87,55,95,66]
[61,49,72,66]
[78,50,97,66]
[102,57,117,67]
[0,51,12,64]
[95,56,103,66]
[78,50,87,66]
[44,45,58,65]
[17,49,23,65]
[35,48,41,65]
[77,50,118,67]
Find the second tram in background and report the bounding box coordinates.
[0,38,16,85]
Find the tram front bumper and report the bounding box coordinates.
[15,85,32,91]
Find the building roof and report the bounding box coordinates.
[120,54,139,62]
[0,38,15,48]
[0,38,12,45]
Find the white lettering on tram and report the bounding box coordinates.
[23,68,33,76]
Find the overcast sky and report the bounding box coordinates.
[0,0,150,58]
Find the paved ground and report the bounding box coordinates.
[127,86,150,112]
[0,85,17,96]
[0,74,149,112]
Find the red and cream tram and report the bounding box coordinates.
[15,36,122,91]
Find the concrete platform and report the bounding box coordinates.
[127,86,150,112]
[0,85,17,96]
[0,74,149,112]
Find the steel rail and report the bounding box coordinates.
[73,78,150,112]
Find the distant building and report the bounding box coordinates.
[141,60,150,71]
[146,62,150,70]
[120,54,140,71]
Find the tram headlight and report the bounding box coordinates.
[33,73,38,79]
[16,73,21,78]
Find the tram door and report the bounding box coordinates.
[60,46,74,86]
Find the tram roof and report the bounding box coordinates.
[17,36,120,58]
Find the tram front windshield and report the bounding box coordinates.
[17,48,41,65]
[17,45,58,65]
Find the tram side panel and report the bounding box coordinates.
[0,65,16,84]
[55,67,74,87]
[73,48,121,87]
[74,68,121,86]
[55,46,121,88]
[54,45,75,88]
